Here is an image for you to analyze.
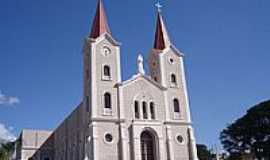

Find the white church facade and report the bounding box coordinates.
[15,0,199,160]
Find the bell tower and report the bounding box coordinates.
[83,0,121,119]
[148,7,199,160]
[148,9,191,121]
[83,1,122,159]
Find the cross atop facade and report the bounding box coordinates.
[155,1,163,12]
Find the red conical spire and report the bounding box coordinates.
[153,11,171,50]
[90,0,111,38]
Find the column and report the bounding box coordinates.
[147,103,151,120]
[158,136,167,160]
[139,103,143,120]
[164,92,170,121]
[166,126,174,160]
[91,123,99,160]
[120,124,129,160]
[133,136,141,160]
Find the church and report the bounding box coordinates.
[15,0,199,160]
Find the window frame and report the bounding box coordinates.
[173,98,180,113]
[104,65,111,77]
[173,98,181,119]
[102,64,112,81]
[171,73,177,85]
[104,92,112,109]
[103,132,114,145]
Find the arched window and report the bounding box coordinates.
[150,102,155,119]
[142,101,147,119]
[141,131,156,160]
[171,74,177,84]
[134,101,139,119]
[104,93,111,109]
[173,99,181,119]
[173,99,180,113]
[104,65,111,77]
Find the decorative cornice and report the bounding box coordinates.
[90,118,125,123]
[132,120,163,126]
[164,121,192,126]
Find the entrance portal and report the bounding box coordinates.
[140,131,156,160]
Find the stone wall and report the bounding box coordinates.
[53,102,86,160]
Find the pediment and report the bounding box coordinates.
[117,73,167,91]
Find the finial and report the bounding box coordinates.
[137,54,145,75]
[155,1,163,12]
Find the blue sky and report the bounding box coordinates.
[0,0,270,149]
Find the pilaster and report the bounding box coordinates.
[120,124,129,160]
[91,123,99,160]
[166,126,175,160]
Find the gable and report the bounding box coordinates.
[118,74,167,91]
[151,44,184,58]
[90,33,121,46]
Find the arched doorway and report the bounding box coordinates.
[140,131,157,160]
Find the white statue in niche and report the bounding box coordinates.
[137,54,145,75]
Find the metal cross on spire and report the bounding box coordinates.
[155,1,163,12]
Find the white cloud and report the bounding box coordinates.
[0,91,20,106]
[0,123,16,142]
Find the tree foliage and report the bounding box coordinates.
[220,100,270,159]
[197,144,212,160]
[0,141,15,160]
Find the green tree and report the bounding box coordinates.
[197,144,212,160]
[0,141,15,160]
[220,100,270,160]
